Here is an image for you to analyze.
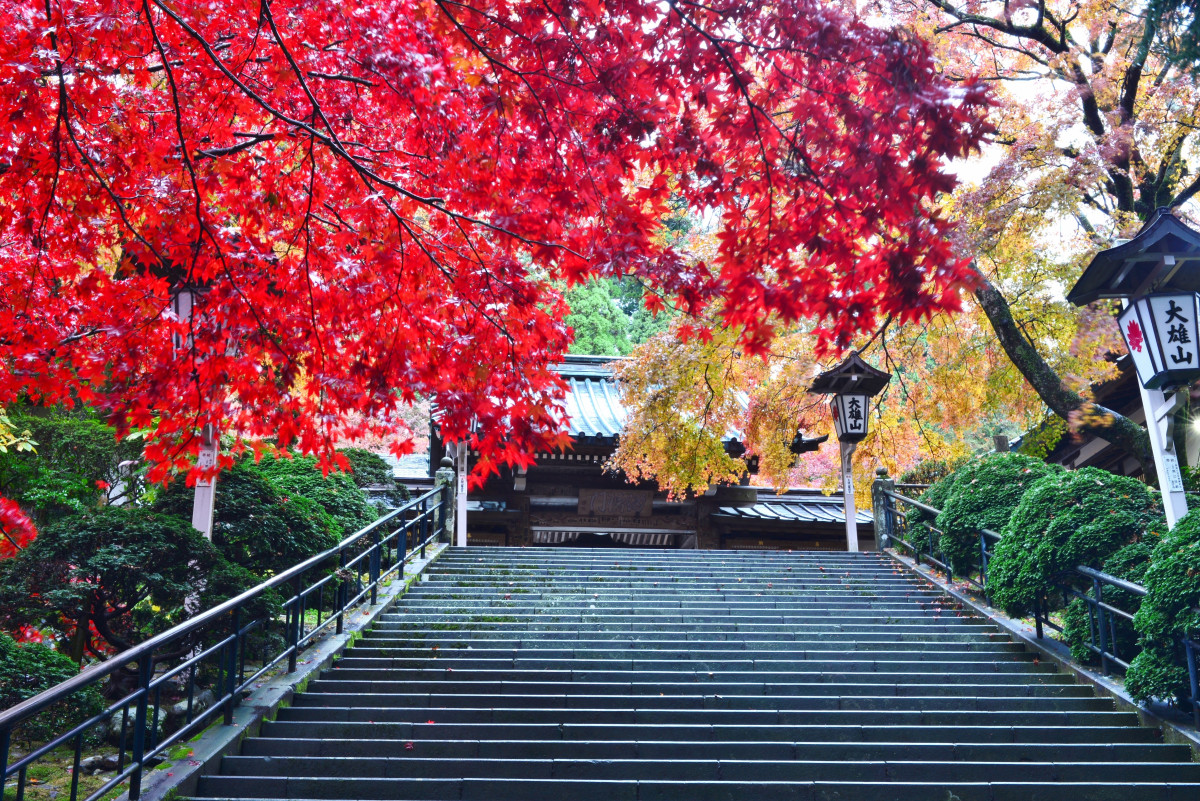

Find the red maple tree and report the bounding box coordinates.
[0,0,991,506]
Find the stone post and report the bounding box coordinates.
[871,467,895,551]
[434,455,456,544]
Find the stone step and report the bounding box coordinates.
[359,631,1012,644]
[275,706,1137,727]
[192,776,1197,801]
[241,737,1188,762]
[330,652,1039,670]
[257,719,1163,744]
[289,693,1110,711]
[334,652,1033,670]
[346,642,1028,657]
[305,679,1076,702]
[216,755,1200,782]
[371,623,991,635]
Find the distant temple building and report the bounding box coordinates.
[428,355,874,550]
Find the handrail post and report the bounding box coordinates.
[287,576,302,673]
[871,468,894,550]
[1094,577,1110,675]
[369,522,381,605]
[1035,595,1044,639]
[1186,635,1200,730]
[420,494,430,559]
[979,531,990,604]
[128,652,154,800]
[224,609,240,725]
[336,548,348,635]
[2,723,11,801]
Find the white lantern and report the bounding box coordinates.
[1118,292,1200,389]
[830,393,869,443]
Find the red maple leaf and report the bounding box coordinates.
[1126,320,1145,353]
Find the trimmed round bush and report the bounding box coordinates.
[935,454,1061,574]
[1060,539,1154,665]
[1126,510,1200,704]
[0,633,104,744]
[255,453,378,538]
[154,459,340,577]
[0,507,260,653]
[338,447,410,509]
[987,467,1164,618]
[339,448,394,487]
[902,462,968,551]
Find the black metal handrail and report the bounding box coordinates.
[1,483,450,801]
[876,485,1200,727]
[880,488,1001,599]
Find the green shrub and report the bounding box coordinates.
[987,467,1164,618]
[1060,539,1154,664]
[153,459,340,577]
[0,405,144,527]
[935,454,1061,574]
[0,634,104,745]
[338,448,410,508]
[255,453,378,537]
[339,448,393,487]
[900,461,967,552]
[1126,510,1200,704]
[899,458,960,486]
[0,507,258,655]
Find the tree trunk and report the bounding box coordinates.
[971,266,1157,482]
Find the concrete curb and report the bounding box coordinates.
[886,547,1200,760]
[133,542,449,801]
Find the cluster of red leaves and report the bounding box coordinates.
[0,497,36,558]
[0,500,41,641]
[0,0,991,484]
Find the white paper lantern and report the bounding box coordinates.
[1118,292,1200,389]
[830,393,869,443]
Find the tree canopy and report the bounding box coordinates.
[613,0,1200,495]
[0,0,991,538]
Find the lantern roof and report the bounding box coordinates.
[1067,208,1200,306]
[806,352,892,396]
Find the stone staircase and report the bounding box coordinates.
[189,548,1200,800]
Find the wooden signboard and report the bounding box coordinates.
[578,488,653,518]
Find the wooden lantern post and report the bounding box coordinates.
[807,353,892,552]
[1067,208,1200,528]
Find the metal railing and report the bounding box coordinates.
[879,489,1001,601]
[876,484,1200,727]
[0,484,450,801]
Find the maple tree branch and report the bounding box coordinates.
[196,133,275,160]
[1120,3,1161,124]
[924,0,1071,54]
[1171,171,1200,208]
[970,264,1155,479]
[306,71,375,87]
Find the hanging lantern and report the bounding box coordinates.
[1118,292,1200,390]
[830,393,869,443]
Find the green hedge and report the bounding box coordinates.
[0,507,263,654]
[0,633,104,744]
[903,464,966,549]
[987,467,1164,618]
[934,454,1060,574]
[340,448,411,508]
[1060,539,1154,665]
[153,459,340,577]
[1126,510,1200,703]
[255,453,378,538]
